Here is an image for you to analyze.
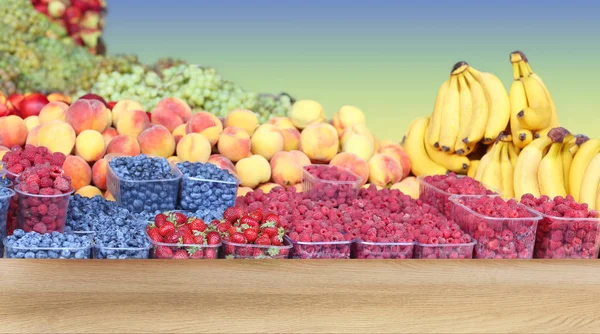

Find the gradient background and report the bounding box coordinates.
[103,0,600,142]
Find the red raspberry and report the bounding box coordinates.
[20,150,35,162]
[40,177,53,188]
[24,182,40,194]
[7,164,24,175]
[19,159,32,168]
[49,152,66,166]
[39,188,55,196]
[37,204,48,215]
[32,222,47,233]
[36,146,50,156]
[53,176,72,193]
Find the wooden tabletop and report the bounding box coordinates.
[0,260,599,333]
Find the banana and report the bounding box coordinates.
[513,136,553,200]
[480,141,504,193]
[468,160,479,178]
[561,141,574,194]
[427,79,450,149]
[467,67,511,144]
[474,149,492,182]
[538,142,567,198]
[507,142,519,169]
[499,143,514,199]
[523,61,560,138]
[455,73,473,155]
[438,75,460,153]
[517,106,552,130]
[403,117,448,176]
[424,138,470,173]
[569,138,600,201]
[579,153,600,210]
[462,70,488,145]
[596,185,600,213]
[509,62,533,149]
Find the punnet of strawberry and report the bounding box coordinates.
[520,194,600,259]
[218,207,291,259]
[146,211,221,259]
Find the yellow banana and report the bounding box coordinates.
[480,141,504,193]
[523,61,560,138]
[509,62,533,149]
[438,75,460,153]
[507,142,519,169]
[462,70,488,145]
[403,117,448,177]
[561,141,574,195]
[499,143,514,199]
[424,138,470,173]
[579,153,600,210]
[474,150,492,182]
[538,142,567,198]
[468,67,511,144]
[468,160,479,178]
[455,73,473,155]
[569,138,600,201]
[513,136,553,200]
[427,79,450,149]
[596,185,600,212]
[517,106,552,130]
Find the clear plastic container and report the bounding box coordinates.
[413,241,476,259]
[528,209,600,259]
[353,240,414,259]
[417,176,499,217]
[287,237,353,259]
[223,239,291,259]
[4,178,18,237]
[147,229,221,259]
[302,165,361,205]
[14,184,73,233]
[3,240,92,259]
[106,155,182,213]
[93,245,151,259]
[178,175,238,211]
[0,187,16,256]
[450,196,542,259]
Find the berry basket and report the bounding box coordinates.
[14,184,73,233]
[417,175,499,217]
[3,232,92,259]
[287,236,354,259]
[93,245,152,260]
[528,209,600,259]
[178,173,238,212]
[106,155,182,213]
[0,187,16,256]
[223,238,292,259]
[353,240,415,259]
[149,239,221,260]
[413,241,476,259]
[302,165,361,206]
[450,196,542,259]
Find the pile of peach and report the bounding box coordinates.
[0,91,417,199]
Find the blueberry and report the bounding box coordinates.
[176,162,237,214]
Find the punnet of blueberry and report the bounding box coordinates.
[107,155,182,213]
[4,229,92,259]
[0,187,15,256]
[176,161,238,212]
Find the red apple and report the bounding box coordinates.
[7,94,23,114]
[107,101,117,110]
[19,93,49,119]
[79,93,107,106]
[0,103,9,117]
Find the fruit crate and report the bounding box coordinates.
[413,241,476,259]
[3,237,92,259]
[93,245,152,260]
[302,165,361,205]
[14,184,73,233]
[0,187,15,257]
[527,208,600,259]
[450,196,542,259]
[106,155,182,213]
[178,175,238,212]
[417,176,499,217]
[149,239,221,259]
[287,237,353,259]
[223,239,292,259]
[353,240,414,259]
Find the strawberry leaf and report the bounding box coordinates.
[267,247,280,257]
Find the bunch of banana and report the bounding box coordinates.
[473,133,518,198]
[569,136,600,209]
[509,51,560,149]
[402,117,451,176]
[427,61,510,156]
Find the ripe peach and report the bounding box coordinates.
[288,100,325,129]
[172,124,187,144]
[75,185,103,198]
[105,135,141,156]
[23,116,40,132]
[62,155,92,191]
[101,127,118,146]
[75,130,106,162]
[237,186,254,197]
[37,121,75,155]
[235,155,271,188]
[104,190,115,201]
[151,97,192,132]
[368,153,404,188]
[186,111,223,145]
[25,125,42,146]
[225,108,259,136]
[39,101,68,124]
[116,109,150,137]
[329,152,370,186]
[268,117,296,130]
[111,100,144,127]
[218,126,251,162]
[332,105,366,135]
[251,124,284,160]
[379,145,411,178]
[340,123,374,147]
[91,158,108,189]
[176,133,211,163]
[281,127,301,151]
[258,183,282,193]
[391,177,419,199]
[66,99,109,134]
[208,154,237,177]
[0,115,28,148]
[138,125,176,158]
[270,150,311,187]
[342,134,374,161]
[46,92,71,104]
[300,123,339,163]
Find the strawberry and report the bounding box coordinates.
[165,231,182,244]
[216,222,231,234]
[230,232,247,244]
[263,213,280,226]
[147,227,163,242]
[243,228,258,243]
[255,236,271,246]
[182,233,195,245]
[172,249,189,259]
[227,225,241,236]
[270,234,283,246]
[206,231,222,245]
[189,248,205,259]
[223,207,243,223]
[172,212,188,226]
[178,224,191,235]
[261,226,278,238]
[158,221,176,236]
[240,216,258,228]
[204,248,217,259]
[155,246,173,259]
[154,213,168,228]
[249,208,264,223]
[190,218,207,232]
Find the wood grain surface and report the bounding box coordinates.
[1,260,599,333]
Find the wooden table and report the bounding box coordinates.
[1,260,599,333]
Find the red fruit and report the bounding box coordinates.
[270,235,283,246]
[7,94,23,113]
[263,213,280,226]
[189,248,205,259]
[154,213,168,228]
[147,227,163,242]
[182,233,195,245]
[261,226,279,238]
[53,176,72,193]
[155,246,173,259]
[159,222,176,236]
[243,228,258,243]
[193,233,206,244]
[33,222,47,234]
[190,218,207,232]
[249,208,264,222]
[78,93,107,106]
[227,225,240,236]
[172,249,189,259]
[230,232,247,244]
[107,101,117,110]
[255,236,271,246]
[216,222,231,234]
[223,207,243,223]
[206,231,221,245]
[18,93,49,119]
[204,248,217,259]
